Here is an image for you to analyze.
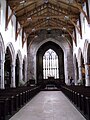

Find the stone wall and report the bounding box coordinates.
[27,30,74,85]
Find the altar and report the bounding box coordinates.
[48,76,54,81]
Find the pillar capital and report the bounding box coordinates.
[0,59,5,63]
[19,66,22,69]
[78,65,82,68]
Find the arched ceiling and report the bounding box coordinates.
[7,0,85,45]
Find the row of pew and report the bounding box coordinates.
[61,85,90,120]
[0,85,41,120]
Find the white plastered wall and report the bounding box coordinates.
[73,3,90,86]
[0,0,27,88]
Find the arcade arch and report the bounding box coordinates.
[15,50,22,87]
[0,34,5,89]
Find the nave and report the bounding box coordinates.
[10,91,85,120]
[0,0,90,120]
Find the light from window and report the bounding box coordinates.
[43,49,59,79]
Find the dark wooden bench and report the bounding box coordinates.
[0,85,41,120]
[61,85,90,120]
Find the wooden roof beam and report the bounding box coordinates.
[63,15,82,37]
[16,27,22,40]
[24,19,45,29]
[56,0,81,10]
[6,2,24,30]
[48,2,78,15]
[17,4,47,20]
[18,9,77,23]
[69,18,82,38]
[68,1,90,24]
[24,18,73,32]
[6,10,15,30]
[48,6,78,17]
[15,1,37,13]
[79,6,90,24]
[66,29,76,45]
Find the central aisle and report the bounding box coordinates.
[10,91,86,120]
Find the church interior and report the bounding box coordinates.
[0,0,90,120]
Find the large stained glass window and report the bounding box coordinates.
[43,49,59,79]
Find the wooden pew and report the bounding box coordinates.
[0,85,41,120]
[61,85,90,120]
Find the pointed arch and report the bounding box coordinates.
[78,48,83,66]
[22,55,27,82]
[36,41,65,84]
[84,40,90,86]
[0,33,5,89]
[15,50,22,87]
[83,39,89,64]
[28,37,74,85]
[5,42,15,88]
[73,54,79,85]
[0,33,5,60]
[78,48,85,85]
[5,42,15,64]
[16,50,22,66]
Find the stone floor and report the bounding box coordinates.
[10,91,86,120]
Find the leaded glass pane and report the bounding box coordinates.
[43,49,59,79]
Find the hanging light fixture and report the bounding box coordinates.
[32,28,35,32]
[64,16,69,21]
[20,0,26,4]
[27,17,32,21]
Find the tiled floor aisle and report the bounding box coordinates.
[10,91,86,120]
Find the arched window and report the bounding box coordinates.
[43,49,59,79]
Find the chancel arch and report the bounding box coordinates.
[27,37,74,85]
[36,41,64,85]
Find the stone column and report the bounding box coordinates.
[19,65,22,86]
[11,63,16,88]
[74,68,78,85]
[24,61,27,82]
[87,0,90,23]
[0,60,5,89]
[85,64,90,86]
[79,65,82,81]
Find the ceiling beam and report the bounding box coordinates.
[48,2,78,15]
[21,15,77,21]
[16,27,22,40]
[78,5,90,24]
[15,1,37,13]
[69,19,82,37]
[56,0,81,10]
[6,2,25,30]
[17,4,47,20]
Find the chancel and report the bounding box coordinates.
[0,0,90,120]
